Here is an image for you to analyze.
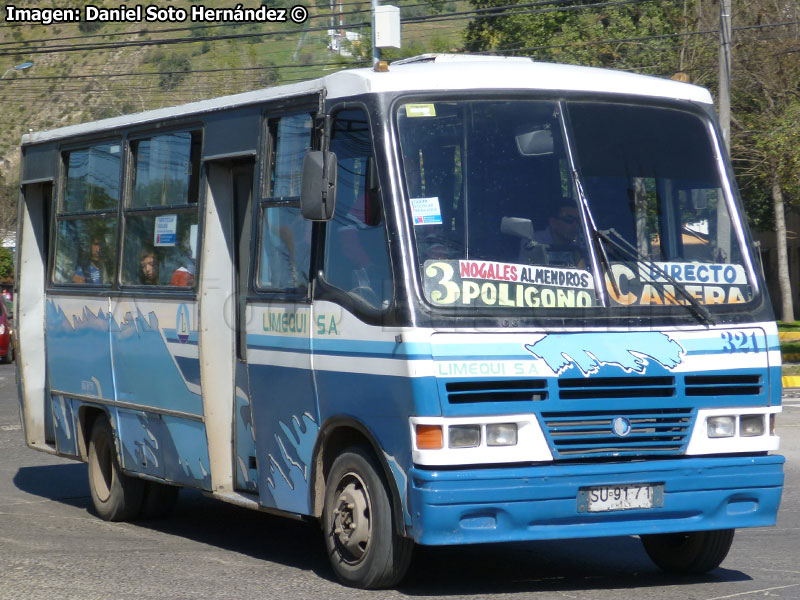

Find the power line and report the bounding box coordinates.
[0,60,367,83]
[0,0,652,56]
[0,20,367,57]
[402,0,653,25]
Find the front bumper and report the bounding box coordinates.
[408,454,784,545]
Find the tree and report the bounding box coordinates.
[464,0,707,77]
[0,174,18,249]
[729,0,800,322]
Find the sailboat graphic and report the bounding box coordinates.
[177,305,190,343]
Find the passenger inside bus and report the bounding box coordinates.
[72,235,107,284]
[138,248,159,285]
[169,227,197,288]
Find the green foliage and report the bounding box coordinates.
[729,2,800,229]
[78,19,104,34]
[0,247,12,282]
[464,0,696,74]
[145,49,193,90]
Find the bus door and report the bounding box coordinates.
[17,180,54,448]
[231,162,259,493]
[245,111,318,514]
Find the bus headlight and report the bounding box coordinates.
[410,415,553,465]
[707,415,735,438]
[449,425,481,448]
[740,415,765,437]
[487,423,517,446]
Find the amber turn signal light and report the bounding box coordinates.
[416,424,443,449]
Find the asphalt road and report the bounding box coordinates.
[1,362,799,600]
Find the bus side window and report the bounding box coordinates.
[120,131,201,287]
[323,108,392,309]
[53,142,121,286]
[257,114,313,293]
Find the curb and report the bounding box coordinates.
[782,376,800,389]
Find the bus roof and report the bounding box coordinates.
[21,55,713,146]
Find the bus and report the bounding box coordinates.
[15,54,783,589]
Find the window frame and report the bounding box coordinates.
[51,137,123,289]
[318,103,395,313]
[253,109,316,298]
[118,127,203,291]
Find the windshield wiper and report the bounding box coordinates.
[597,228,716,326]
[572,171,620,302]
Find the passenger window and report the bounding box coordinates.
[130,132,201,208]
[121,131,201,287]
[257,113,313,293]
[53,142,121,285]
[323,108,392,309]
[269,114,312,197]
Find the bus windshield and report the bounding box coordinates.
[397,99,754,314]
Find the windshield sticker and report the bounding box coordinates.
[424,260,595,309]
[459,260,592,289]
[405,104,437,118]
[607,263,749,306]
[636,262,747,285]
[154,214,177,247]
[411,197,443,225]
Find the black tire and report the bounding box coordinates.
[322,446,413,589]
[87,417,144,521]
[641,529,735,574]
[139,481,180,519]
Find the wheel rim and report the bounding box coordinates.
[90,433,113,503]
[330,471,372,563]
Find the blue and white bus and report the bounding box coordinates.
[16,54,783,588]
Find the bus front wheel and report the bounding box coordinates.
[322,447,413,588]
[87,417,144,521]
[641,529,735,574]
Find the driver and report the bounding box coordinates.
[534,200,586,267]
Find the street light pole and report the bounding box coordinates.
[1,61,33,80]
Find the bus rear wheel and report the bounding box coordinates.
[322,447,413,589]
[641,529,735,574]
[87,417,144,521]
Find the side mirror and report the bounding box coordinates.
[300,150,337,221]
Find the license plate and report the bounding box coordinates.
[577,483,664,513]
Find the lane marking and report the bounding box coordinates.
[704,583,800,599]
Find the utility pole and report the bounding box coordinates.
[372,0,381,65]
[719,0,732,153]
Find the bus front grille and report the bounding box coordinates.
[445,379,548,403]
[684,374,762,396]
[540,408,693,458]
[557,376,675,400]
